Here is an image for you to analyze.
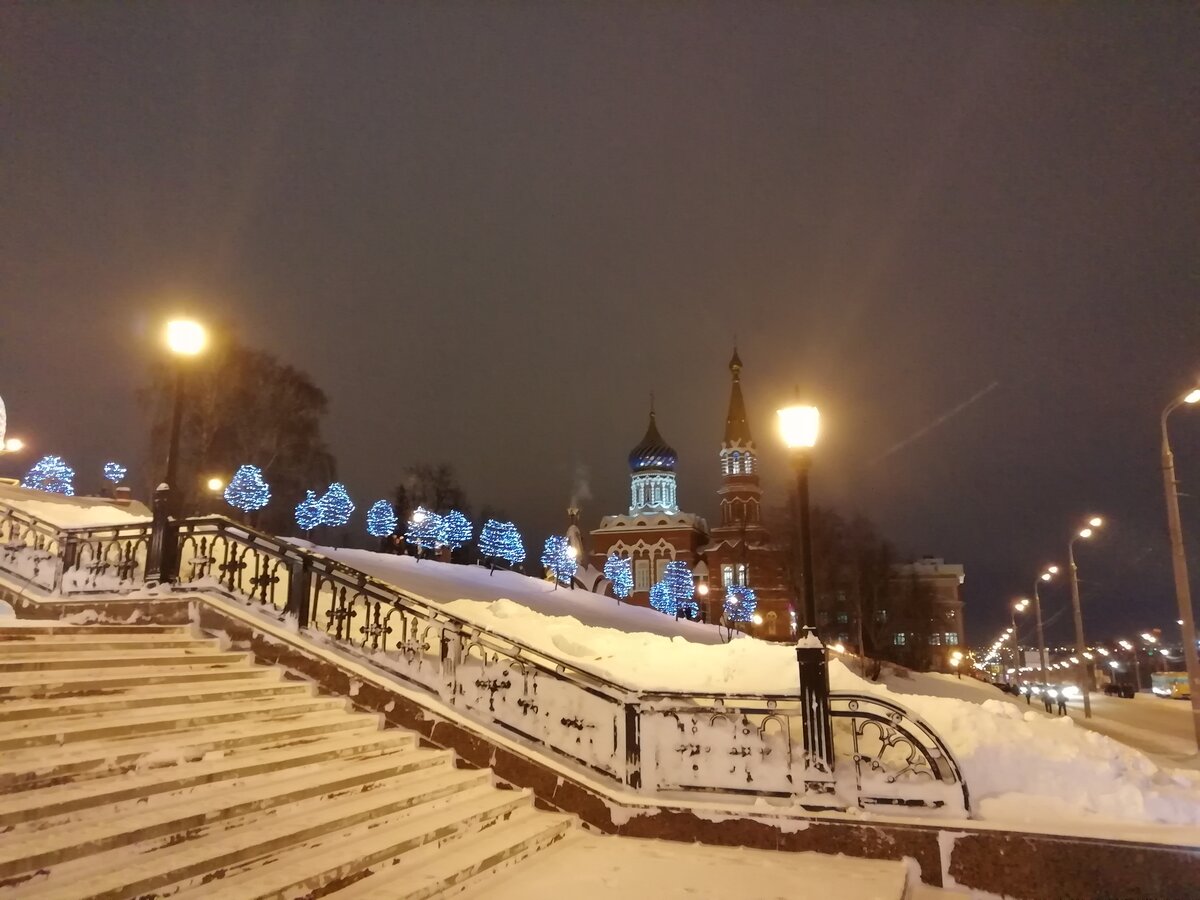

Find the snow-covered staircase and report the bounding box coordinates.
[0,621,572,899]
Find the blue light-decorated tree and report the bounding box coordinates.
[404,506,443,557]
[478,519,525,574]
[102,461,127,484]
[649,560,696,618]
[540,535,577,589]
[603,554,633,601]
[224,464,270,515]
[295,490,322,533]
[442,510,473,552]
[366,499,397,538]
[318,482,354,528]
[723,584,758,624]
[22,455,75,496]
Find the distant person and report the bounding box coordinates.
[1057,692,1068,716]
[1023,685,1032,705]
[1042,690,1053,714]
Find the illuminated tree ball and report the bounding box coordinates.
[22,455,75,496]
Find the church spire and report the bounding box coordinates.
[723,347,753,446]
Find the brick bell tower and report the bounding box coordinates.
[704,349,794,639]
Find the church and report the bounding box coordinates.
[588,350,795,642]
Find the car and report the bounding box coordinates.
[1102,682,1136,699]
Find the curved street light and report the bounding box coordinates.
[1068,516,1104,718]
[1033,565,1058,690]
[1009,598,1030,683]
[1161,386,1200,749]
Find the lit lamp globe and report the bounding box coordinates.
[206,477,225,493]
[166,319,207,356]
[2,437,23,454]
[778,404,820,450]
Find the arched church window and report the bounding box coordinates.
[730,451,741,475]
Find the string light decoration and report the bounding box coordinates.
[295,490,322,532]
[479,519,525,572]
[405,506,443,553]
[223,464,270,513]
[650,560,696,617]
[102,461,127,484]
[603,554,633,600]
[723,584,758,624]
[366,499,397,538]
[442,509,473,550]
[540,535,577,586]
[22,455,75,496]
[318,482,354,527]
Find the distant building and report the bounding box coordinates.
[889,557,966,668]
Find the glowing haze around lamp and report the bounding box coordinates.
[777,404,820,450]
[166,319,207,356]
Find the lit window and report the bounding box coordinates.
[874,610,887,624]
[634,559,650,591]
[929,633,942,646]
[721,564,734,587]
[945,632,959,645]
[894,633,906,646]
[736,564,748,585]
[836,612,848,624]
[655,557,669,583]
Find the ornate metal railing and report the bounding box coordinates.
[0,499,969,816]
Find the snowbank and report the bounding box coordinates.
[308,546,1200,831]
[0,484,151,528]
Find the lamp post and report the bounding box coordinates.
[1010,598,1030,683]
[1067,516,1103,718]
[146,318,207,584]
[1160,386,1200,750]
[1033,565,1058,690]
[778,398,833,781]
[0,437,24,454]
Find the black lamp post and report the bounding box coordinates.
[778,399,833,781]
[146,319,207,585]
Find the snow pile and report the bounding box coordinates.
[0,485,151,528]
[284,546,1200,830]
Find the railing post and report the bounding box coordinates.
[144,485,173,584]
[58,532,78,593]
[624,702,642,790]
[285,556,312,627]
[797,639,835,790]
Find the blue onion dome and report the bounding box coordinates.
[628,412,678,472]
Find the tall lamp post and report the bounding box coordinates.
[146,319,207,584]
[1032,565,1059,690]
[1161,386,1200,750]
[1010,598,1030,682]
[778,399,833,781]
[1067,516,1104,718]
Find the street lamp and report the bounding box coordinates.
[146,318,208,584]
[1033,566,1058,690]
[777,396,832,779]
[1010,598,1030,683]
[1,437,24,454]
[1161,386,1200,749]
[1068,516,1104,718]
[206,477,225,493]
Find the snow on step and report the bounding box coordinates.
[0,618,574,898]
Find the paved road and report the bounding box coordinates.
[1064,692,1199,769]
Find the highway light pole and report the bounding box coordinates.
[1160,387,1200,750]
[1068,517,1104,719]
[1033,566,1058,691]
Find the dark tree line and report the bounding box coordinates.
[774,504,938,676]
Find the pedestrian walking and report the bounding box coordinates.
[1056,692,1068,716]
[1042,690,1053,714]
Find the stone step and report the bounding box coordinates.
[0,647,252,672]
[163,782,533,900]
[0,710,380,792]
[336,806,574,900]
[0,693,352,750]
[0,623,193,637]
[9,769,505,899]
[0,636,219,654]
[0,675,313,722]
[0,728,417,826]
[0,747,456,882]
[0,661,270,699]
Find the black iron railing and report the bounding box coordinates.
[0,500,969,815]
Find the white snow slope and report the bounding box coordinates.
[313,547,1200,834]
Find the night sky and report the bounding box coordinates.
[3,3,1198,648]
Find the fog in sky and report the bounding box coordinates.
[2,3,1198,645]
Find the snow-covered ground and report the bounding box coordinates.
[0,485,151,527]
[458,833,914,900]
[309,546,1200,834]
[1064,693,1200,771]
